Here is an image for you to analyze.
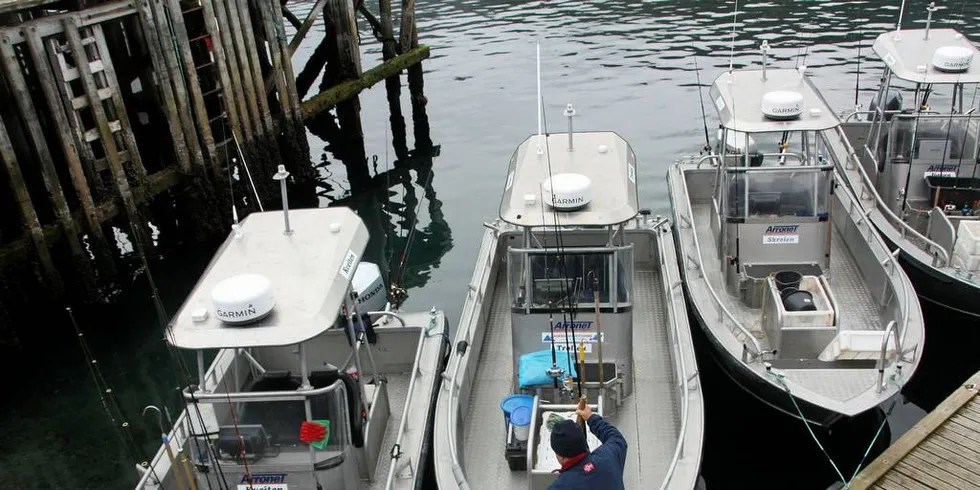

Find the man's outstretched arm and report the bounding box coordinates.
[577,406,627,468]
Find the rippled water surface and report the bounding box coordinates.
[4,1,980,489]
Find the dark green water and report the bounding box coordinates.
[3,0,980,489]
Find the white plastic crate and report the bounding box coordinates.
[779,275,836,328]
[953,240,980,271]
[954,219,980,255]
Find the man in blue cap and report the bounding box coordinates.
[548,404,627,489]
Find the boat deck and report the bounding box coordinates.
[461,267,679,489]
[690,200,883,402]
[368,373,408,490]
[849,370,980,490]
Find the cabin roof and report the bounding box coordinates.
[167,208,369,350]
[498,131,639,227]
[873,28,980,84]
[709,68,841,133]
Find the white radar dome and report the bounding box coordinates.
[761,91,804,120]
[932,45,973,73]
[352,262,387,315]
[210,273,276,325]
[542,173,592,211]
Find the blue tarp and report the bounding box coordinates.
[518,349,579,388]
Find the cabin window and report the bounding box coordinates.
[509,249,632,310]
[724,167,831,220]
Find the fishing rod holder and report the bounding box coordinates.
[272,165,292,235]
[564,103,576,151]
[924,2,938,40]
[760,40,771,81]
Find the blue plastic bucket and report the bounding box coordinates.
[511,405,532,442]
[500,394,533,424]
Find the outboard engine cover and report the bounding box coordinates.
[352,262,388,317]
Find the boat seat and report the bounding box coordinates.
[309,367,365,448]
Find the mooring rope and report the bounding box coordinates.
[765,368,896,489]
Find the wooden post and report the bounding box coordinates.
[399,0,431,151]
[0,35,90,266]
[135,0,193,172]
[325,0,367,189]
[199,0,243,176]
[23,27,116,275]
[0,112,62,292]
[210,0,253,137]
[266,0,301,117]
[220,0,263,136]
[288,0,327,53]
[163,0,218,165]
[379,0,407,159]
[232,0,274,134]
[281,4,301,29]
[62,18,153,255]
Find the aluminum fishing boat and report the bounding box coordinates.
[667,60,925,427]
[835,6,980,320]
[432,108,704,490]
[135,176,448,490]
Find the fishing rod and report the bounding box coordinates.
[854,30,863,109]
[591,277,605,399]
[693,52,711,153]
[143,406,194,490]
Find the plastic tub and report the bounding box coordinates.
[511,405,532,442]
[500,394,533,425]
[774,270,802,294]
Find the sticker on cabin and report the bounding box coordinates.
[762,225,800,245]
[715,95,725,111]
[505,170,515,191]
[542,332,604,344]
[553,320,594,330]
[923,164,958,179]
[555,343,592,354]
[340,249,358,279]
[628,163,636,183]
[238,473,287,490]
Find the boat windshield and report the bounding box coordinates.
[509,249,633,310]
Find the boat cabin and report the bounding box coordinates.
[708,67,843,358]
[499,128,639,406]
[154,207,435,490]
[859,27,980,222]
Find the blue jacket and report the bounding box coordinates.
[547,414,627,490]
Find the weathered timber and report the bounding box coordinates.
[222,0,264,136]
[210,0,253,137]
[267,0,301,117]
[287,0,326,53]
[400,0,430,151]
[233,0,274,134]
[163,0,217,165]
[0,35,90,265]
[0,110,61,291]
[23,28,116,276]
[281,4,301,29]
[62,19,153,254]
[0,168,181,263]
[199,0,243,177]
[0,0,59,15]
[135,0,193,172]
[378,0,407,159]
[0,1,136,43]
[301,45,429,119]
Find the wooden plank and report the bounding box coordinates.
[198,0,242,177]
[0,109,61,290]
[287,0,326,53]
[163,0,216,165]
[144,0,200,172]
[919,439,980,478]
[398,0,413,52]
[894,460,961,490]
[135,0,193,172]
[0,34,88,260]
[950,410,980,433]
[0,168,180,263]
[935,426,980,455]
[22,27,115,275]
[211,0,254,137]
[850,370,980,490]
[231,0,273,134]
[878,473,917,490]
[62,18,152,253]
[905,450,976,489]
[0,1,137,43]
[942,418,980,446]
[281,4,301,29]
[300,45,428,119]
[0,0,61,15]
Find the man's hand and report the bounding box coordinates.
[576,404,594,421]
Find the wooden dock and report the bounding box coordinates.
[0,0,432,326]
[849,369,980,490]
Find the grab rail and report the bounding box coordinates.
[677,163,763,358]
[182,378,344,402]
[658,227,695,490]
[876,320,902,393]
[385,325,429,488]
[444,224,497,490]
[828,126,950,267]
